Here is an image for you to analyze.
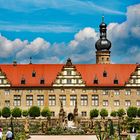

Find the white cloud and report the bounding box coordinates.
[0,4,139,64]
[0,0,125,15]
[0,24,77,33]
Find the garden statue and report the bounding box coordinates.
[59,100,65,127]
[73,100,78,126]
[24,117,30,138]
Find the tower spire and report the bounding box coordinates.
[102,16,104,22]
[95,17,112,64]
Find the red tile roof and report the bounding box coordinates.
[0,64,137,87]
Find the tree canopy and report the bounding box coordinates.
[41,107,51,119]
[2,107,11,118]
[100,108,108,119]
[117,108,126,117]
[90,109,99,119]
[12,107,22,118]
[28,106,40,118]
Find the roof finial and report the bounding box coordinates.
[102,16,104,22]
[29,57,32,64]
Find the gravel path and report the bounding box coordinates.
[30,135,97,140]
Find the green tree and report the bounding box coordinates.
[41,107,51,119]
[127,107,137,118]
[117,108,126,117]
[2,107,11,118]
[100,108,108,119]
[29,106,40,118]
[110,111,117,117]
[90,109,99,119]
[22,110,28,117]
[137,108,140,117]
[12,107,22,118]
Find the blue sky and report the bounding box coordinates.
[0,0,140,64]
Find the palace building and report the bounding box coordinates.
[0,18,140,120]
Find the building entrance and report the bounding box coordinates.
[68,113,74,121]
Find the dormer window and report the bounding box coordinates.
[94,79,98,84]
[114,75,118,84]
[40,79,45,84]
[32,71,36,77]
[114,79,118,84]
[21,79,25,84]
[93,75,98,84]
[103,70,107,77]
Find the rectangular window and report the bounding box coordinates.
[51,111,55,117]
[103,90,109,95]
[67,70,71,75]
[81,111,87,117]
[70,95,77,106]
[14,95,21,106]
[137,90,140,95]
[67,79,71,84]
[125,90,131,95]
[114,90,120,96]
[37,95,44,106]
[92,95,99,106]
[125,100,131,107]
[81,95,88,106]
[114,100,120,106]
[137,100,140,106]
[4,90,10,95]
[59,95,66,106]
[49,95,56,106]
[5,100,10,107]
[26,95,33,106]
[103,100,108,106]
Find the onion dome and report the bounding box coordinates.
[95,16,111,51]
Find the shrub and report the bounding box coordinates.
[110,111,117,117]
[90,109,99,119]
[41,107,51,119]
[2,107,11,118]
[127,107,137,118]
[117,108,125,117]
[22,110,28,117]
[0,109,1,117]
[136,135,140,140]
[28,106,40,118]
[12,107,22,118]
[100,108,108,119]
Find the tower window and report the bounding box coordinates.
[40,79,45,84]
[32,71,36,77]
[21,79,25,84]
[114,79,118,84]
[103,71,107,77]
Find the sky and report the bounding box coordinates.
[0,0,140,64]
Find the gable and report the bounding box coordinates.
[0,68,10,87]
[125,65,140,87]
[52,58,86,87]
